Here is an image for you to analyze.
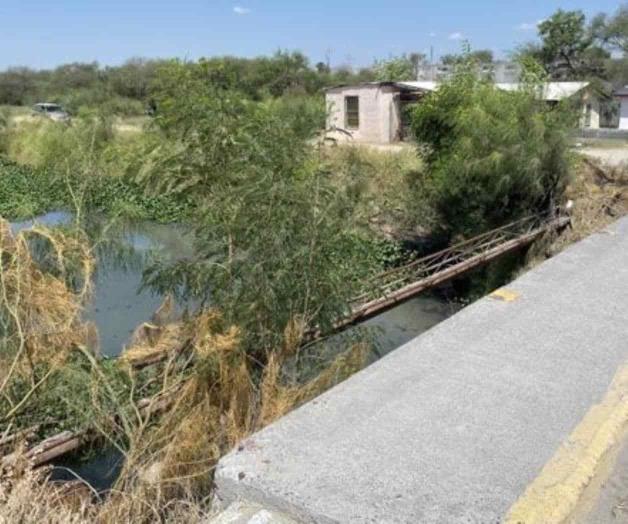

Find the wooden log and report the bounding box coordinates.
[26,432,83,467]
[1,385,181,468]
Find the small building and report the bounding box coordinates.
[325,81,598,145]
[417,60,521,83]
[615,87,628,130]
[324,82,431,144]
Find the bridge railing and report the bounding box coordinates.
[350,210,564,307]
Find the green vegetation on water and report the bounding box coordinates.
[0,156,194,223]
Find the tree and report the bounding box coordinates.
[316,61,331,74]
[373,55,416,81]
[442,49,493,66]
[534,10,608,79]
[107,57,163,100]
[0,67,37,105]
[592,4,628,55]
[409,52,427,79]
[139,60,373,358]
[49,62,101,91]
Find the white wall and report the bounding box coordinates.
[580,90,601,129]
[581,101,600,129]
[325,85,400,144]
[619,96,628,130]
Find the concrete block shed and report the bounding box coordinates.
[324,82,430,144]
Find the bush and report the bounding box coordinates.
[139,60,387,359]
[410,69,574,237]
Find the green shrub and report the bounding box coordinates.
[140,60,389,359]
[410,69,574,238]
[52,87,145,116]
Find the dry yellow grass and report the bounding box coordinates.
[522,156,628,274]
[0,219,95,426]
[0,299,367,523]
[552,157,628,251]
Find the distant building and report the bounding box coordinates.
[416,61,521,83]
[325,82,429,144]
[325,81,599,145]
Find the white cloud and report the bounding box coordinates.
[517,19,545,31]
[517,22,536,31]
[429,32,437,37]
[233,6,251,15]
[448,32,464,41]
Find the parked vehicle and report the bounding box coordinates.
[32,103,71,122]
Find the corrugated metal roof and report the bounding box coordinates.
[395,81,439,91]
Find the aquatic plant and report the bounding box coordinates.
[0,156,193,223]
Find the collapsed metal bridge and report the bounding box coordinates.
[323,211,571,338]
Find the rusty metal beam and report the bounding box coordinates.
[319,215,570,339]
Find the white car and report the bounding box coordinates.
[32,103,71,122]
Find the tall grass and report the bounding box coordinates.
[0,117,193,223]
[321,144,430,235]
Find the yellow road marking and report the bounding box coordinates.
[490,288,520,302]
[505,364,628,524]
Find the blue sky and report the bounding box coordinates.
[0,0,623,70]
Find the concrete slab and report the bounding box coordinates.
[207,501,299,524]
[215,217,628,523]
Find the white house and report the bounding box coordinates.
[325,81,599,145]
[616,87,628,130]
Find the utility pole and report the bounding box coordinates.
[325,48,333,71]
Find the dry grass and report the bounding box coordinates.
[0,463,213,524]
[0,219,94,424]
[553,157,628,250]
[1,294,367,523]
[321,144,428,237]
[524,156,628,270]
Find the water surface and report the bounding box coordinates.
[12,212,194,356]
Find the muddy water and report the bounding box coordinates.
[13,212,457,490]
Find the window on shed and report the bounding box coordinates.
[345,96,359,129]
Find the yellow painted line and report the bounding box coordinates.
[490,288,520,302]
[505,364,628,524]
